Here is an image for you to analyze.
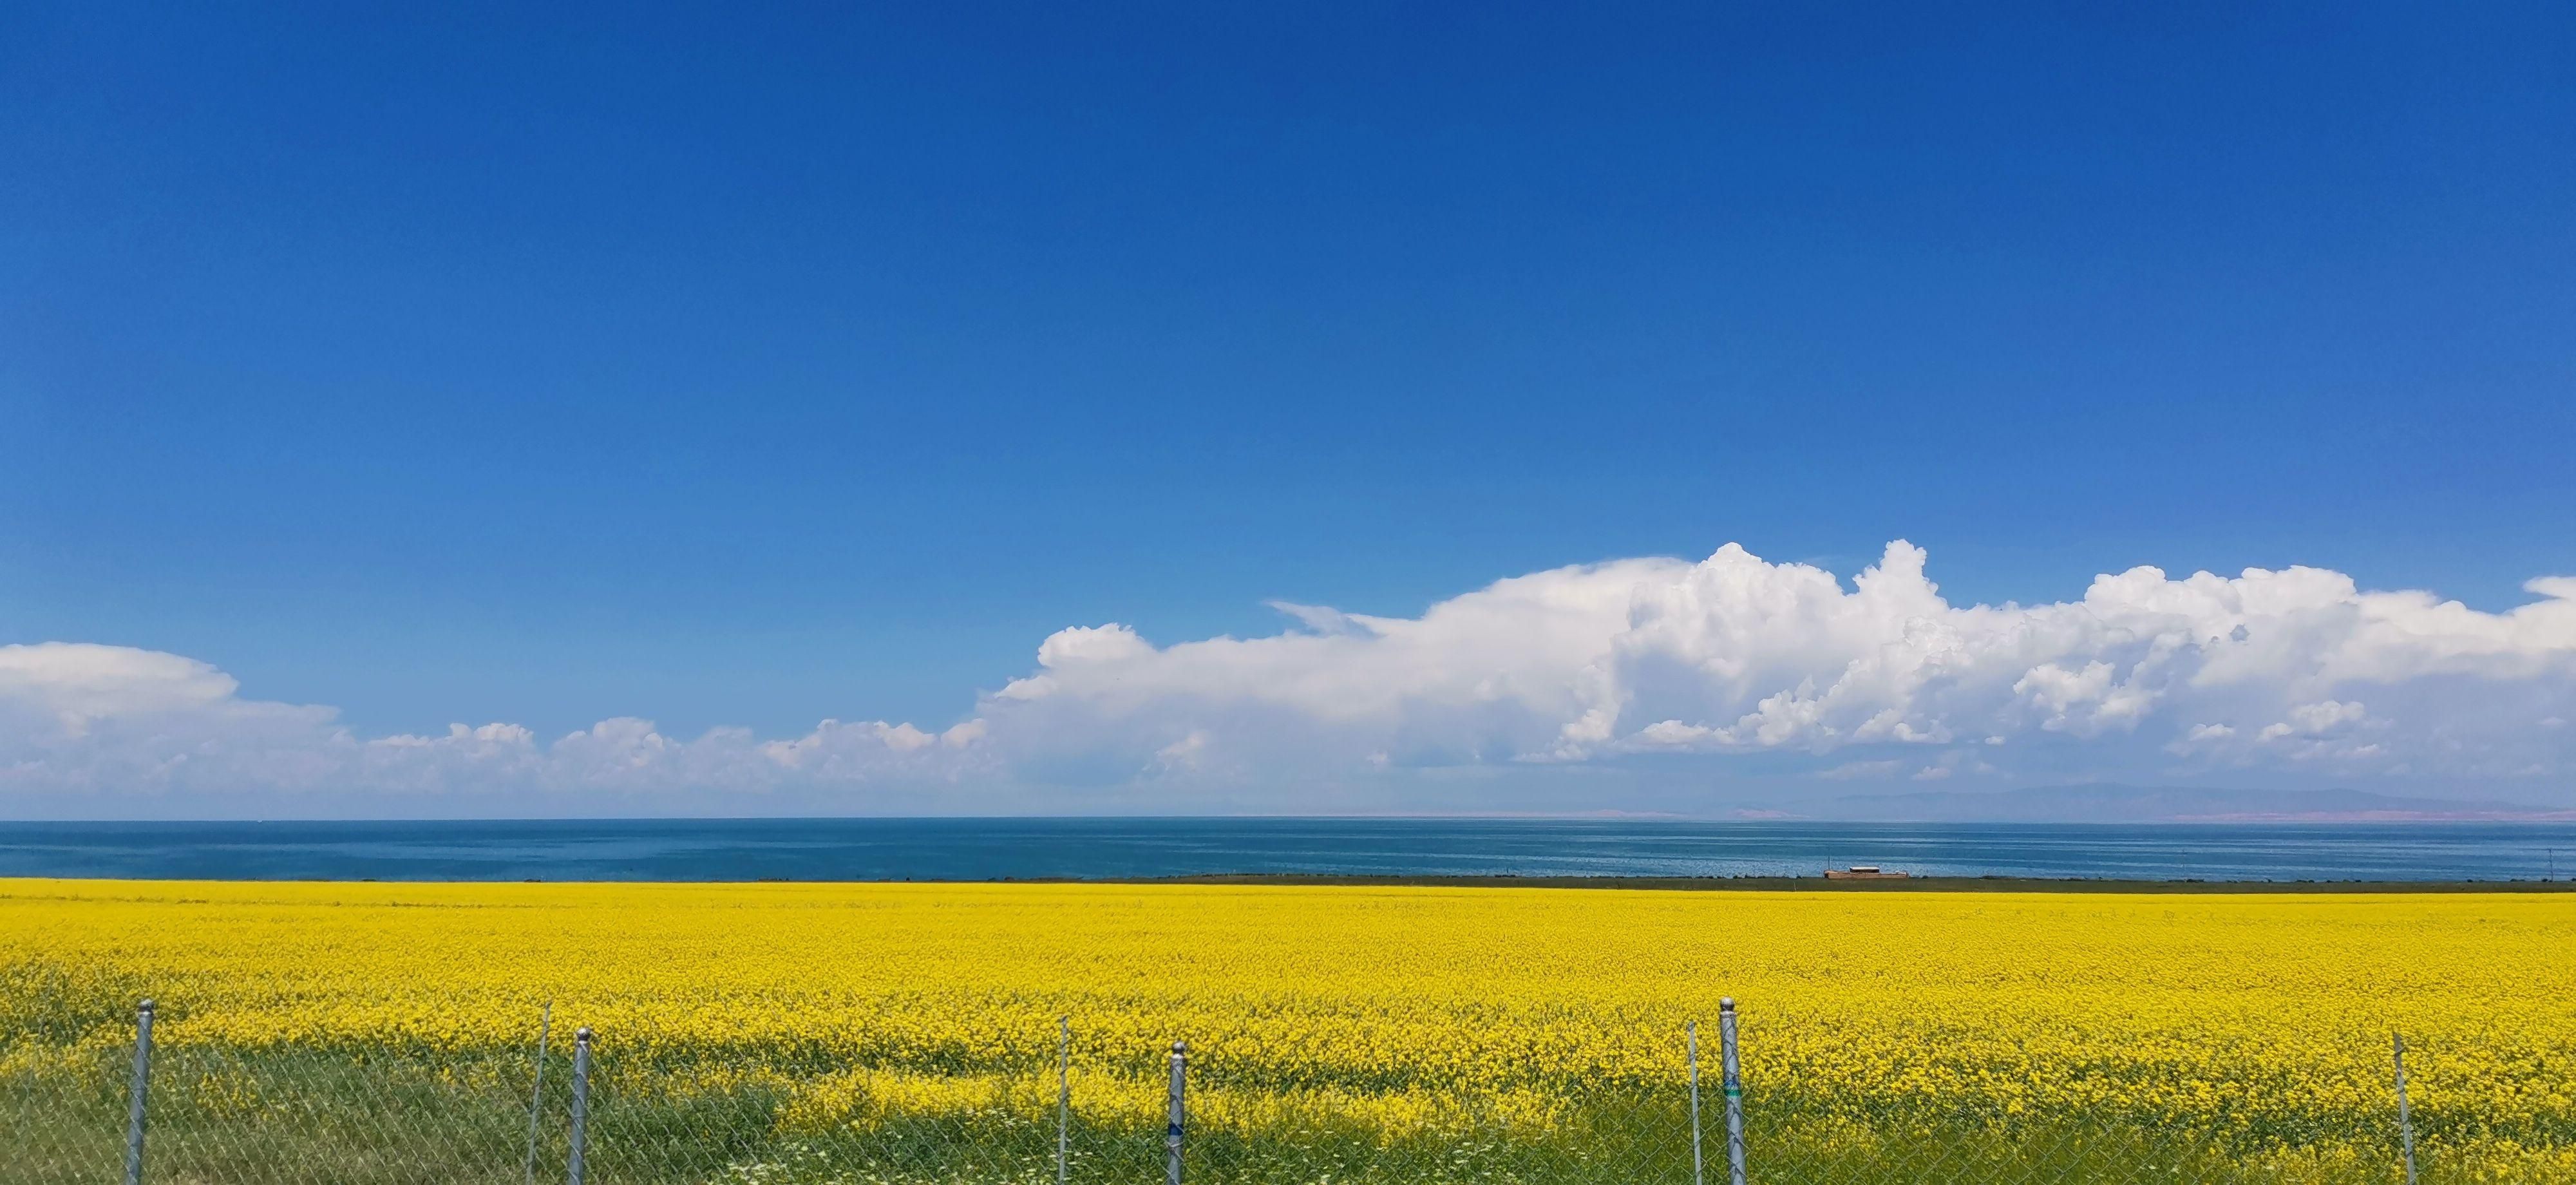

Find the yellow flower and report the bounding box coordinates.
[2,878,2570,1179]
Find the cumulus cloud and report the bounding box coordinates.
[0,642,983,807]
[6,540,2576,810]
[981,541,2576,788]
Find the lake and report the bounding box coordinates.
[1,817,2571,882]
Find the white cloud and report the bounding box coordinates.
[1814,759,1904,781]
[0,643,980,806]
[2284,700,2369,734]
[1149,730,1212,775]
[7,540,2576,810]
[0,643,252,730]
[981,540,2576,786]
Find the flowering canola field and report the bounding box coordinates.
[3,878,2573,1182]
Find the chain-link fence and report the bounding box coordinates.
[10,998,2563,1184]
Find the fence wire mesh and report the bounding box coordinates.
[140,1036,542,1184]
[8,998,2569,1184]
[8,1033,128,1185]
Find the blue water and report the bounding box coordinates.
[0,818,2571,882]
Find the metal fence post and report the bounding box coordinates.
[567,1027,593,1185]
[524,1001,553,1185]
[124,999,154,1185]
[1718,998,1747,1185]
[1689,1018,1705,1185]
[1166,1040,1188,1185]
[1056,1016,1071,1185]
[2394,1031,2418,1185]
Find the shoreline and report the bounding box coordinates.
[2,872,2572,893]
[1104,873,2576,893]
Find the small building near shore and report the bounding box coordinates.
[1823,865,1910,880]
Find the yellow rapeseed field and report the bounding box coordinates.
[3,878,2572,1182]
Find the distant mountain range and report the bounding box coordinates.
[1750,784,2576,824]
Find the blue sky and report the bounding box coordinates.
[4,5,2573,815]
